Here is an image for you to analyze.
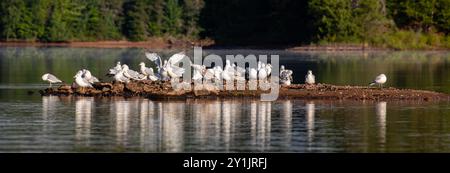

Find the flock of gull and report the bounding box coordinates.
[41,51,387,89]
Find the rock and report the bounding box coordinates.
[111,82,125,94]
[125,82,144,93]
[93,82,113,90]
[38,81,450,101]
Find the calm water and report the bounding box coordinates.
[1,47,450,152]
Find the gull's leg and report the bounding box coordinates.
[49,82,52,88]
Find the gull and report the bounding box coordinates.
[166,64,185,80]
[191,64,206,81]
[160,60,170,80]
[113,68,130,83]
[146,51,187,81]
[257,61,263,70]
[146,52,168,80]
[370,74,387,88]
[222,60,235,81]
[280,65,293,86]
[248,67,258,80]
[164,52,187,80]
[107,61,122,76]
[214,66,223,81]
[266,64,272,76]
[233,63,246,80]
[82,69,100,84]
[139,62,159,81]
[258,64,268,81]
[74,71,93,88]
[203,68,216,81]
[42,73,63,87]
[122,64,146,81]
[305,70,315,85]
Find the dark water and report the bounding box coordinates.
[1,47,450,152]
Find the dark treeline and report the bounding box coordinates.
[0,0,202,42]
[0,0,449,49]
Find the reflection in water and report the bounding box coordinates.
[306,102,315,147]
[42,96,60,141]
[140,99,154,151]
[221,101,232,150]
[113,100,130,146]
[282,100,293,145]
[75,97,93,146]
[191,100,221,150]
[251,101,272,150]
[42,96,60,119]
[160,102,185,152]
[26,96,450,152]
[376,102,387,146]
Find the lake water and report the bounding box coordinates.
[0,47,450,152]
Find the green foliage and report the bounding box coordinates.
[0,0,204,42]
[163,0,183,36]
[148,0,165,36]
[0,0,448,49]
[308,0,449,49]
[308,0,356,42]
[123,0,148,41]
[0,0,34,40]
[182,0,204,38]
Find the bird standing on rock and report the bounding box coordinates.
[305,70,315,85]
[280,65,293,86]
[42,73,63,87]
[370,74,387,88]
[74,71,93,88]
[82,69,100,84]
[139,62,159,81]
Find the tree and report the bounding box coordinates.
[163,0,183,36]
[0,0,34,40]
[148,0,165,36]
[308,0,356,42]
[123,0,148,41]
[182,0,204,37]
[352,0,391,44]
[29,0,52,40]
[435,0,450,33]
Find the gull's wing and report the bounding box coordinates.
[48,74,62,82]
[145,52,162,69]
[374,74,383,81]
[168,52,186,65]
[191,64,204,71]
[124,69,139,78]
[144,67,155,76]
[171,66,185,76]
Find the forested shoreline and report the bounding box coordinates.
[0,0,449,50]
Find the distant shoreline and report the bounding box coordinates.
[0,40,448,51]
[0,39,214,49]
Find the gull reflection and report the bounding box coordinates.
[114,100,130,146]
[42,96,60,119]
[191,100,221,148]
[306,101,315,147]
[75,97,93,145]
[42,96,61,140]
[160,102,185,152]
[251,101,272,150]
[376,101,387,145]
[281,100,293,144]
[221,100,232,150]
[136,99,281,152]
